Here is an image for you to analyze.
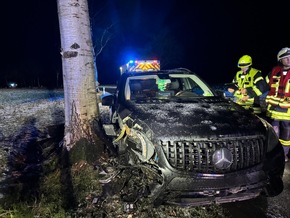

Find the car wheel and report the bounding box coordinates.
[264,176,284,197]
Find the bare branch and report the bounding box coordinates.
[94,23,115,56]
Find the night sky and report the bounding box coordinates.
[1,0,288,88]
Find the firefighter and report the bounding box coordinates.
[266,47,290,162]
[228,55,269,114]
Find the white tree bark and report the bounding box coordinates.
[57,0,99,149]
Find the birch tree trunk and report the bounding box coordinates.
[57,0,99,149]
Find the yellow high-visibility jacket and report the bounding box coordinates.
[232,67,268,114]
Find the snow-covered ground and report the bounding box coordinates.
[0,89,65,140]
[0,88,111,140]
[1,88,290,218]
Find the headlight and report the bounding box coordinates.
[267,124,280,152]
[259,117,279,152]
[129,128,155,162]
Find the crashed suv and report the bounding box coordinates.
[101,64,285,207]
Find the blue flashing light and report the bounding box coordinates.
[120,59,160,74]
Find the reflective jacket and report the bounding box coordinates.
[233,67,268,114]
[266,66,290,120]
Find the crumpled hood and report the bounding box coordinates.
[120,98,266,141]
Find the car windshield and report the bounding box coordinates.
[124,73,215,101]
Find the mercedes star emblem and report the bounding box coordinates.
[212,148,233,169]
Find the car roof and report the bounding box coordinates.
[121,68,196,79]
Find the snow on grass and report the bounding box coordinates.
[0,89,65,139]
[0,89,110,140]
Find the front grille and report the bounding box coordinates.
[160,136,266,173]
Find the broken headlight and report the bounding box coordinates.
[129,128,155,162]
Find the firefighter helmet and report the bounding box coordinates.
[238,55,252,68]
[277,47,290,61]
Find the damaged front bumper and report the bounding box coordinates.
[150,144,284,207]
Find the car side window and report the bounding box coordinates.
[129,80,143,100]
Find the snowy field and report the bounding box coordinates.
[0,88,290,218]
[0,89,65,140]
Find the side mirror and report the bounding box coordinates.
[101,94,115,106]
[215,90,226,97]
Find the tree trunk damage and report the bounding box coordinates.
[57,0,99,149]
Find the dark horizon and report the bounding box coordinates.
[1,0,288,88]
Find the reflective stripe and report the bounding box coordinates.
[254,76,263,84]
[278,102,290,108]
[286,80,290,93]
[279,139,290,146]
[266,75,270,83]
[266,95,280,105]
[253,86,262,96]
[266,99,279,105]
[269,110,290,120]
[253,107,262,114]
